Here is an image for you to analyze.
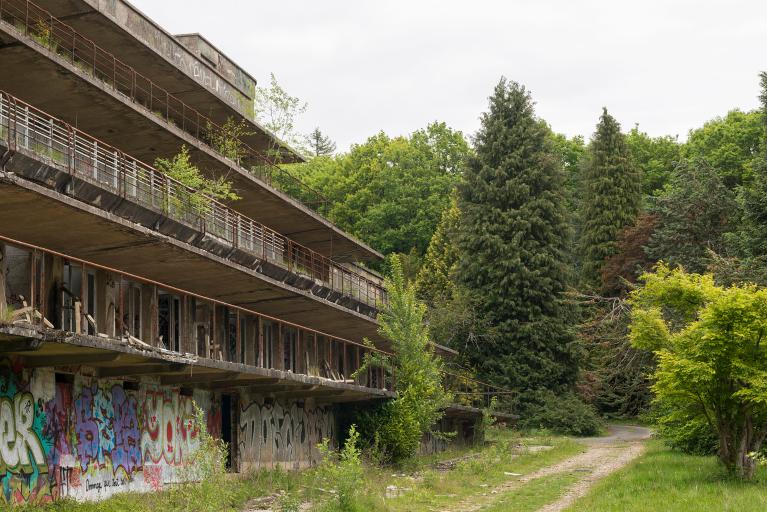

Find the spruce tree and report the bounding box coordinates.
[580,109,642,289]
[456,78,576,391]
[307,127,337,156]
[415,195,459,305]
[739,72,767,257]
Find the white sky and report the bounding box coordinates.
[132,0,767,152]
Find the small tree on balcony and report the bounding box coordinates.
[207,118,255,165]
[154,145,240,215]
[355,254,451,463]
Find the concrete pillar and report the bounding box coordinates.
[0,243,6,321]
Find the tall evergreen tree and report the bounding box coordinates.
[456,78,576,391]
[307,127,337,156]
[580,109,642,289]
[738,72,767,257]
[415,195,459,305]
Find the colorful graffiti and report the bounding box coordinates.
[0,363,344,504]
[238,399,333,470]
[141,390,199,466]
[0,367,217,504]
[0,369,53,503]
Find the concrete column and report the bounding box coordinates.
[0,243,6,320]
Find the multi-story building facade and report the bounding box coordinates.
[0,0,509,504]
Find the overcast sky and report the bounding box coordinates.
[132,0,767,152]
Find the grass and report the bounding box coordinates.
[0,429,582,512]
[483,471,581,512]
[567,439,767,512]
[361,430,584,512]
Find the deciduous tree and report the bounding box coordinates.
[630,264,767,479]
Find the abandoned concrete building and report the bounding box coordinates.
[0,0,509,504]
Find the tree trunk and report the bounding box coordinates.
[718,413,758,480]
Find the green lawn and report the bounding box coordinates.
[0,429,582,512]
[567,439,767,512]
[482,471,580,512]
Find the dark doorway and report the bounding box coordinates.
[221,394,234,470]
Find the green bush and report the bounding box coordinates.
[517,389,603,436]
[648,401,718,456]
[354,255,451,464]
[316,425,365,512]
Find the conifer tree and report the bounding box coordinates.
[415,195,459,305]
[456,78,576,391]
[307,127,337,157]
[739,72,767,257]
[580,109,642,289]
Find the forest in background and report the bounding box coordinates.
[274,72,767,438]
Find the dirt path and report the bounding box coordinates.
[450,425,651,512]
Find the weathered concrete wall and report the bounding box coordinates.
[83,0,256,117]
[0,362,336,504]
[419,416,482,456]
[238,394,334,471]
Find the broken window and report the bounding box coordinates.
[158,290,181,351]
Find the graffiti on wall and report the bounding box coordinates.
[238,399,333,470]
[0,363,341,504]
[0,365,219,504]
[0,368,53,503]
[141,390,199,467]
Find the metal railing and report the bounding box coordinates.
[443,371,518,410]
[0,91,387,310]
[0,0,328,210]
[0,234,516,408]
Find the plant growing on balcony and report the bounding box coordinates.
[207,117,255,165]
[354,254,451,463]
[154,145,240,216]
[31,20,56,52]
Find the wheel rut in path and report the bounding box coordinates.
[449,425,651,512]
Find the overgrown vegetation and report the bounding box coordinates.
[630,264,767,479]
[154,145,240,215]
[206,118,256,165]
[517,389,602,437]
[355,255,451,464]
[315,426,365,512]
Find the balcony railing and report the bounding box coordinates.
[0,0,328,209]
[0,90,387,310]
[0,234,515,409]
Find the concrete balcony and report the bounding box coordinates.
[0,91,387,344]
[0,238,392,398]
[35,0,269,144]
[0,0,381,262]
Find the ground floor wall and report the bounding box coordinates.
[420,416,483,455]
[0,361,337,504]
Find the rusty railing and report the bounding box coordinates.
[0,91,387,310]
[0,0,328,210]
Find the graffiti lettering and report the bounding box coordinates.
[141,391,199,466]
[238,400,333,470]
[0,393,46,473]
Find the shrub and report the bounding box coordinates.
[207,117,255,164]
[517,389,603,436]
[171,403,231,511]
[154,145,239,216]
[316,425,365,512]
[657,414,719,456]
[355,255,451,464]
